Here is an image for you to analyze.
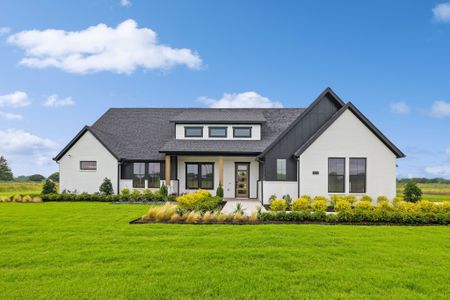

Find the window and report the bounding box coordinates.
[185,163,214,189]
[208,127,227,138]
[328,158,345,193]
[276,159,287,180]
[148,163,161,188]
[133,162,146,188]
[185,126,203,137]
[233,127,252,138]
[350,158,366,193]
[80,161,97,171]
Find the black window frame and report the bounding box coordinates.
[208,126,228,138]
[80,161,97,171]
[276,159,287,181]
[185,162,214,190]
[185,126,203,138]
[147,162,161,188]
[233,126,252,138]
[349,158,367,193]
[328,158,345,193]
[132,162,146,189]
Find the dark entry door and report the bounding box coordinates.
[235,163,250,198]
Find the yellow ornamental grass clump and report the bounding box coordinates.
[169,213,182,223]
[185,211,201,223]
[311,198,327,212]
[32,196,43,203]
[334,199,351,212]
[142,203,177,221]
[12,194,22,203]
[0,196,9,202]
[202,211,214,223]
[292,197,309,211]
[22,195,32,203]
[269,198,288,211]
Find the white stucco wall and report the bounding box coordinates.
[177,155,259,198]
[299,109,397,200]
[175,124,261,140]
[58,131,118,194]
[261,181,298,205]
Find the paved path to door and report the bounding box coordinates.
[221,199,266,215]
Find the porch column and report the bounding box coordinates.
[165,155,171,186]
[218,156,224,185]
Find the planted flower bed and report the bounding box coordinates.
[136,193,450,225]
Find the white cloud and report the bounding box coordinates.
[120,0,131,6]
[199,91,283,108]
[390,101,410,114]
[43,94,75,108]
[0,111,23,120]
[0,128,58,171]
[433,2,450,23]
[0,91,31,107]
[0,27,10,35]
[7,19,202,74]
[430,100,450,117]
[425,165,450,177]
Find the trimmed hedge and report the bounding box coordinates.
[260,200,450,225]
[41,193,176,202]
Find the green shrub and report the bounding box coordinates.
[176,189,219,211]
[313,196,327,202]
[160,182,168,197]
[216,183,224,198]
[403,182,422,203]
[292,197,309,211]
[377,196,389,203]
[311,198,327,212]
[334,199,351,212]
[301,195,312,202]
[268,194,277,203]
[121,188,130,195]
[269,198,288,211]
[343,195,357,204]
[99,178,114,195]
[330,195,343,206]
[42,179,57,195]
[130,189,142,200]
[360,195,373,202]
[282,194,292,206]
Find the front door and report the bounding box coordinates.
[235,163,250,198]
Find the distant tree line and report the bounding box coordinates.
[397,177,450,184]
[0,155,59,182]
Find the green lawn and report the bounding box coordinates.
[397,182,450,202]
[0,203,449,299]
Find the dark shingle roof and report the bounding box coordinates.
[86,108,305,160]
[170,109,267,123]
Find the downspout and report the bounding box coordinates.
[117,160,122,195]
[297,157,300,198]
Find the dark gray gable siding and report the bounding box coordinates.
[261,92,343,181]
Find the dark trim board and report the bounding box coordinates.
[161,151,261,156]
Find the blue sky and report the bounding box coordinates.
[0,0,449,178]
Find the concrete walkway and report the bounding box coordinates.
[221,199,266,215]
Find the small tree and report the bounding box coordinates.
[48,172,59,182]
[0,156,13,181]
[216,183,224,198]
[160,182,168,197]
[29,174,46,182]
[99,177,113,195]
[403,182,422,203]
[42,179,57,194]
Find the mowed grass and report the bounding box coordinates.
[0,203,449,299]
[0,181,43,197]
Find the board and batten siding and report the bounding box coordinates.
[59,131,118,194]
[261,92,342,181]
[299,109,397,199]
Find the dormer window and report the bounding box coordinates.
[233,127,252,138]
[185,126,203,138]
[208,127,227,138]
